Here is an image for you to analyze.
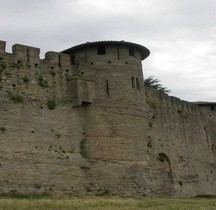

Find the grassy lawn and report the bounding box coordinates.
[0,196,215,210]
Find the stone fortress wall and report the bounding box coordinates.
[0,40,215,198]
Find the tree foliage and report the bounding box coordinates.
[144,76,170,94]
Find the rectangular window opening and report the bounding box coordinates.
[70,55,75,65]
[84,49,87,63]
[26,49,30,61]
[129,48,135,56]
[210,105,215,111]
[58,54,61,67]
[117,47,120,60]
[97,46,106,55]
[106,80,109,96]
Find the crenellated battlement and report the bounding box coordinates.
[0,40,6,53]
[0,40,73,67]
[0,40,95,106]
[145,87,199,114]
[12,43,40,62]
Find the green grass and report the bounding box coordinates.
[0,196,215,210]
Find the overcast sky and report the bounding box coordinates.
[1,0,215,101]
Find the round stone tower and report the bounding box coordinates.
[62,41,150,108]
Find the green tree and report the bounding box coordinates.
[144,76,170,94]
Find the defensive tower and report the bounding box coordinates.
[62,41,150,108]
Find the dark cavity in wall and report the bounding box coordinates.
[106,80,109,97]
[210,105,215,111]
[117,47,120,60]
[97,46,105,55]
[84,49,87,62]
[58,54,61,67]
[70,55,75,65]
[26,49,30,61]
[129,48,135,56]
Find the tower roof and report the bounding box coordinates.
[61,40,150,60]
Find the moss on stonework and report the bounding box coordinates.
[147,100,159,110]
[22,76,29,84]
[10,95,23,103]
[158,152,170,163]
[38,75,48,87]
[47,100,56,110]
[10,62,22,69]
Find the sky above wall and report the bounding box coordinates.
[0,0,215,102]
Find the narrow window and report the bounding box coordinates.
[117,47,120,60]
[58,54,61,67]
[129,48,135,56]
[131,77,135,89]
[84,49,87,62]
[97,46,106,55]
[136,78,140,90]
[70,55,75,65]
[26,49,30,61]
[106,80,109,96]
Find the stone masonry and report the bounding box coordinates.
[0,40,215,198]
